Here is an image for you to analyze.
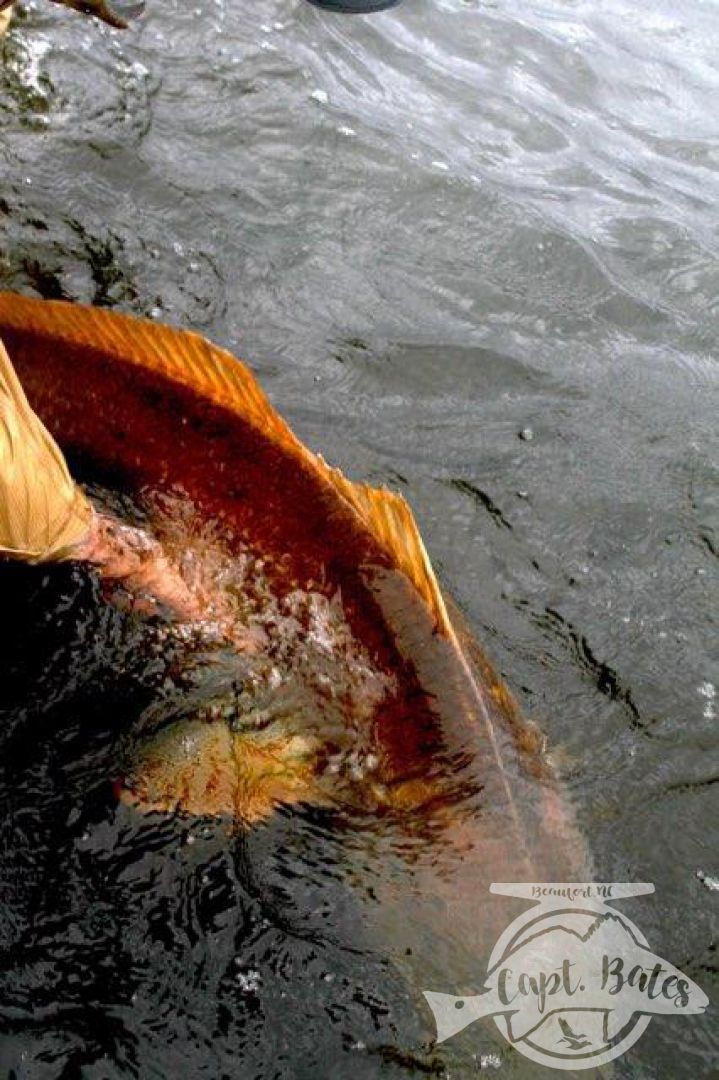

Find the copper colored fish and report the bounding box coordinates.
[0,292,586,960]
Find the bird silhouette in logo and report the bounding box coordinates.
[557,1017,592,1051]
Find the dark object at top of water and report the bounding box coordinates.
[305,0,403,12]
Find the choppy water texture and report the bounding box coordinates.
[0,0,717,1076]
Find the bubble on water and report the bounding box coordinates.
[696,870,719,892]
[337,125,356,138]
[431,160,449,171]
[698,682,715,719]
[235,968,261,994]
[9,33,52,101]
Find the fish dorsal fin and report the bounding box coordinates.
[0,292,451,633]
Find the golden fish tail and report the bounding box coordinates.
[0,336,92,563]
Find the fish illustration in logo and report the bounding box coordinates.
[424,883,709,1070]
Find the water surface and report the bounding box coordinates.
[0,0,717,1076]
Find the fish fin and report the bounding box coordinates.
[0,335,92,562]
[0,293,450,630]
[322,474,451,633]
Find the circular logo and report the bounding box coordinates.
[485,903,652,1069]
[423,883,707,1071]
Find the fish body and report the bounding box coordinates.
[0,291,587,968]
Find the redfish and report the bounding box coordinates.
[0,292,586,965]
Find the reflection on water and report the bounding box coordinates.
[0,0,717,1076]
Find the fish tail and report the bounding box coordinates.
[0,336,92,563]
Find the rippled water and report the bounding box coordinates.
[1,0,717,1076]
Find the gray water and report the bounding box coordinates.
[0,0,717,1076]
